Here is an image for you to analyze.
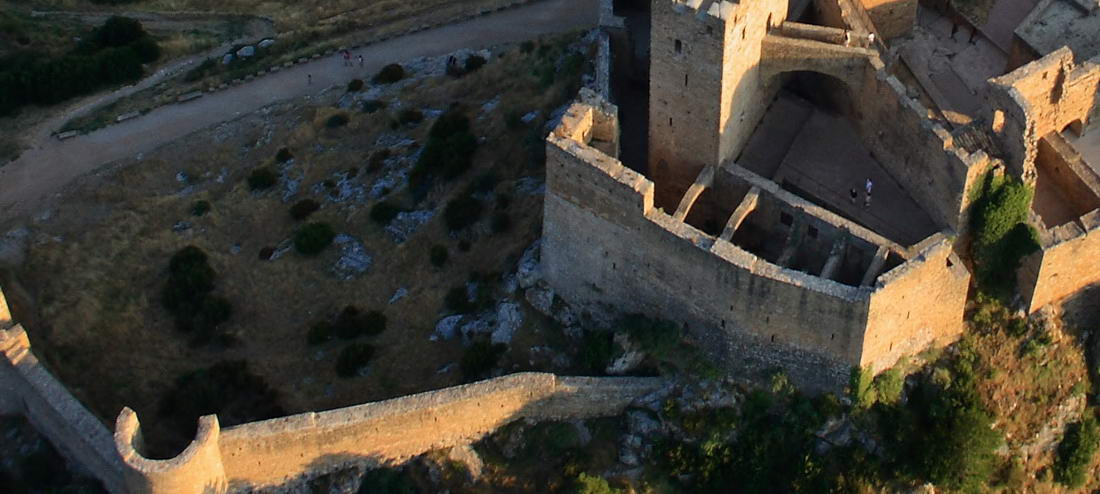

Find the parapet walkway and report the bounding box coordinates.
[0,0,597,226]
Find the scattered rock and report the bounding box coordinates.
[448,444,483,480]
[331,234,372,280]
[525,284,554,316]
[385,209,434,243]
[229,243,242,255]
[432,315,463,341]
[258,38,276,49]
[222,53,234,65]
[175,171,189,183]
[492,302,523,344]
[436,362,457,374]
[516,240,541,289]
[236,45,256,58]
[520,110,540,123]
[627,409,662,436]
[388,287,408,304]
[269,239,294,261]
[515,177,545,195]
[480,95,501,117]
[172,221,192,232]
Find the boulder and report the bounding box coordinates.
[236,45,256,58]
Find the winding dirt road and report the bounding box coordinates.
[0,0,596,224]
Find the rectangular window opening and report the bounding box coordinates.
[780,212,794,226]
[675,39,682,54]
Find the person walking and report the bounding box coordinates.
[307,73,312,85]
[357,54,364,67]
[342,50,351,67]
[849,188,858,204]
[864,178,873,208]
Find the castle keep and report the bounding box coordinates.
[542,0,1100,389]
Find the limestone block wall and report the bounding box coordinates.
[863,235,969,372]
[858,0,915,39]
[1018,210,1100,313]
[546,93,971,389]
[0,320,126,493]
[115,411,226,494]
[855,59,992,231]
[989,48,1100,179]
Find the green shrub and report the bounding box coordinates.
[191,200,211,217]
[370,201,402,225]
[1054,416,1100,488]
[248,167,278,190]
[430,245,449,267]
[131,35,161,63]
[162,246,215,313]
[289,199,320,221]
[158,360,284,433]
[445,286,473,314]
[873,368,904,405]
[336,343,376,377]
[93,16,147,48]
[850,366,876,408]
[362,99,385,113]
[307,321,334,345]
[619,314,679,358]
[332,306,387,339]
[458,239,471,252]
[398,108,424,125]
[275,147,294,162]
[520,41,536,54]
[258,246,275,260]
[496,193,512,210]
[325,113,350,128]
[581,330,616,374]
[372,63,405,84]
[293,222,336,255]
[347,78,364,92]
[358,467,419,494]
[505,108,524,130]
[461,339,507,380]
[969,172,1039,298]
[491,211,512,233]
[368,148,391,172]
[443,196,483,231]
[464,54,486,72]
[411,110,478,189]
[575,473,620,494]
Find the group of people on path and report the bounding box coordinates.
[308,49,366,85]
[849,179,873,208]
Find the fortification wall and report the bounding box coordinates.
[989,48,1100,178]
[855,60,991,231]
[1018,210,1100,313]
[0,320,126,493]
[863,235,969,372]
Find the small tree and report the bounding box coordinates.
[1055,416,1100,488]
[443,196,483,231]
[289,199,320,221]
[336,343,376,377]
[461,339,507,380]
[372,64,405,84]
[347,78,364,92]
[430,245,448,267]
[293,222,336,255]
[248,167,278,190]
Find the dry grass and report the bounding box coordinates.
[17,33,591,452]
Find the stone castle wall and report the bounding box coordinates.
[544,92,969,389]
[1018,210,1100,313]
[0,286,662,494]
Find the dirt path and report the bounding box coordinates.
[0,0,596,225]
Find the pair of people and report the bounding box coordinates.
[849,179,873,208]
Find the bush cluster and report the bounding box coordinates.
[1054,415,1100,488]
[190,200,211,217]
[370,200,402,226]
[325,112,350,128]
[336,343,376,377]
[398,108,424,125]
[293,222,336,255]
[308,306,387,344]
[158,360,284,440]
[361,99,386,113]
[161,246,233,341]
[248,167,278,190]
[443,195,484,231]
[372,63,405,84]
[444,286,474,314]
[490,211,512,233]
[0,16,159,117]
[289,199,320,221]
[465,54,487,72]
[275,147,294,163]
[358,467,418,494]
[409,109,478,191]
[347,78,364,92]
[969,172,1039,298]
[430,244,449,267]
[367,148,391,172]
[461,339,508,380]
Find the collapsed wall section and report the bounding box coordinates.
[989,47,1100,179]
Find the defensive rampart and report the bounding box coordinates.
[0,286,663,494]
[1017,211,1100,313]
[544,90,970,390]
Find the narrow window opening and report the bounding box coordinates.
[684,73,689,86]
[808,226,818,238]
[674,39,682,54]
[831,333,835,340]
[669,117,673,127]
[706,26,713,35]
[613,262,617,270]
[946,257,954,268]
[721,319,725,328]
[770,335,776,342]
[780,212,794,226]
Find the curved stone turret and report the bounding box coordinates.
[114,408,227,494]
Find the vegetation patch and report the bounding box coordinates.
[461,339,508,380]
[161,246,233,343]
[443,195,484,231]
[248,166,278,191]
[336,342,377,377]
[293,222,336,255]
[373,63,405,84]
[969,171,1039,299]
[1054,414,1100,488]
[289,199,321,221]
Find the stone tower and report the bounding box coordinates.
[648,0,788,207]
